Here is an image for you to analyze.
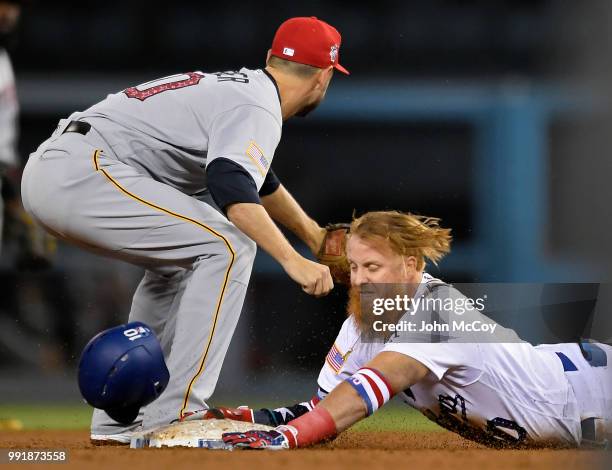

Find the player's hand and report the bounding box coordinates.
[283,255,333,297]
[222,427,295,450]
[180,406,254,423]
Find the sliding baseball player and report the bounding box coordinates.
[208,211,611,448]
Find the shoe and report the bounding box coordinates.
[90,425,142,446]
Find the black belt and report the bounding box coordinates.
[62,120,91,135]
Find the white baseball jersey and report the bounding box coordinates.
[73,68,282,196]
[318,273,612,448]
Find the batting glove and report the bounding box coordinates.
[180,406,254,423]
[222,426,297,450]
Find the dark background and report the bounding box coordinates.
[2,0,612,402]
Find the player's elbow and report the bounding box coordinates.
[226,202,262,223]
[365,351,430,393]
[206,158,261,215]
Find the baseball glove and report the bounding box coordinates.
[316,223,350,285]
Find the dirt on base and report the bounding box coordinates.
[0,429,609,470]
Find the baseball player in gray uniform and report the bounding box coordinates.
[21,16,350,444]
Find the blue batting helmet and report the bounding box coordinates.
[78,322,170,424]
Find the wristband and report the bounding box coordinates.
[280,406,337,448]
[344,367,394,416]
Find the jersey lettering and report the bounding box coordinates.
[485,417,528,445]
[422,394,529,448]
[213,71,249,83]
[123,72,205,101]
[438,393,468,420]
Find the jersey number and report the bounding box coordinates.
[123,72,205,101]
[426,393,529,448]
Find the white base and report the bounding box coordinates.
[130,419,274,449]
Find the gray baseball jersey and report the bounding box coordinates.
[75,68,282,196]
[21,68,284,434]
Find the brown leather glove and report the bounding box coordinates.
[316,223,351,285]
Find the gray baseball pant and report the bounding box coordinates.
[21,121,256,433]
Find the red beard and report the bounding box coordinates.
[346,284,392,337]
[347,285,362,325]
[346,283,416,338]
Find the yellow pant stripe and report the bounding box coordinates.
[92,149,235,421]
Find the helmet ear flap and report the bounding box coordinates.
[105,404,141,425]
[78,322,169,424]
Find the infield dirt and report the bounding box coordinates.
[1,429,609,470]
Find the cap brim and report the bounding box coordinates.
[334,63,350,75]
[105,405,140,425]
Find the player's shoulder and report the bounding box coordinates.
[205,67,282,125]
[422,272,445,286]
[417,272,448,298]
[338,315,361,342]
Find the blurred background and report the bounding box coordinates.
[1,0,612,414]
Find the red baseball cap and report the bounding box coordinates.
[271,17,349,75]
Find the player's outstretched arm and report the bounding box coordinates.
[262,185,351,285]
[320,352,429,432]
[222,352,429,449]
[227,202,333,297]
[261,184,325,254]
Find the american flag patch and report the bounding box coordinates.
[246,141,270,176]
[326,343,345,374]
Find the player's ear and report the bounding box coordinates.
[266,49,272,65]
[316,66,334,88]
[402,255,418,275]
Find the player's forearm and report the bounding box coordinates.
[284,356,428,447]
[320,353,428,432]
[273,382,365,448]
[318,382,368,432]
[228,202,333,297]
[226,202,299,265]
[261,185,324,253]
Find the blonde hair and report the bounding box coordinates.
[350,211,452,271]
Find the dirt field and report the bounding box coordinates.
[1,429,609,470]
